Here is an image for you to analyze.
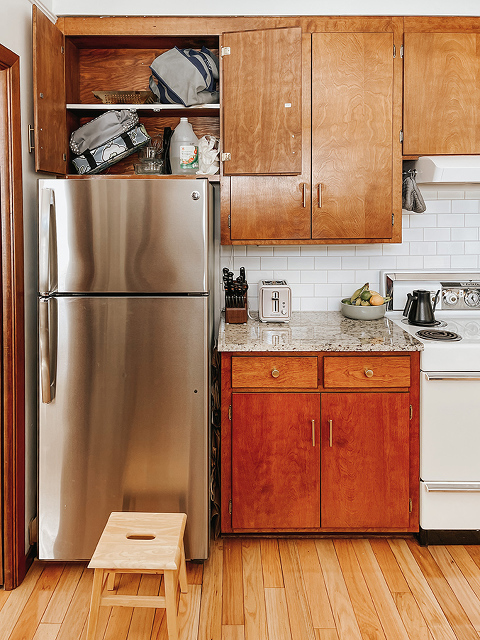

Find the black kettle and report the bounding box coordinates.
[403,289,440,325]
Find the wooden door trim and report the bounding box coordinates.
[0,42,26,590]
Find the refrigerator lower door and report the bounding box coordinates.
[38,295,209,560]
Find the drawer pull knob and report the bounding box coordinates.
[271,368,280,378]
[365,369,374,378]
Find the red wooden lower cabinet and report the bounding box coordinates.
[231,393,320,529]
[220,351,420,534]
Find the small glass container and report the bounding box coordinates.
[134,159,164,174]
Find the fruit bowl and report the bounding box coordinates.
[340,302,386,320]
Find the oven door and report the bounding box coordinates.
[420,371,480,529]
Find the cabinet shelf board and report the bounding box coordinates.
[67,103,220,115]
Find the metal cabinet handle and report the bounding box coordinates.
[312,420,315,447]
[365,369,374,378]
[317,183,322,207]
[28,124,35,153]
[271,368,280,378]
[329,419,333,447]
[302,183,307,208]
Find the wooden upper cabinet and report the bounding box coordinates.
[222,27,302,175]
[403,33,480,156]
[311,32,395,240]
[33,5,67,175]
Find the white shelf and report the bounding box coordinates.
[67,103,220,111]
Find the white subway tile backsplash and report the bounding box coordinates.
[287,256,315,270]
[224,191,479,312]
[452,200,480,213]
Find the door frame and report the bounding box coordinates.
[0,43,26,590]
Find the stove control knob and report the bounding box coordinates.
[443,290,458,306]
[465,289,480,308]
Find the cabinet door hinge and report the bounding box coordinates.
[63,154,67,161]
[393,44,396,58]
[399,130,404,143]
[61,46,64,54]
[221,46,231,57]
[400,44,404,58]
[410,404,413,420]
[228,499,232,514]
[228,214,231,229]
[221,152,231,162]
[228,404,232,420]
[409,498,413,513]
[392,213,395,226]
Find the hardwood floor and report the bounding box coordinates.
[1,537,480,640]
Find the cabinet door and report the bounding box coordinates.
[404,33,480,155]
[231,393,320,529]
[222,27,302,175]
[33,5,67,174]
[311,33,394,240]
[321,393,410,528]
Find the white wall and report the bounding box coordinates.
[52,0,480,16]
[221,185,480,312]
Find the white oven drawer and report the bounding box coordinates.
[421,481,480,529]
[420,373,480,481]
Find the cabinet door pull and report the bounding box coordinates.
[329,419,333,447]
[317,183,322,208]
[271,368,280,378]
[302,183,307,208]
[312,420,315,447]
[364,369,374,378]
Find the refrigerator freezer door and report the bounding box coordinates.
[39,178,211,294]
[38,296,209,560]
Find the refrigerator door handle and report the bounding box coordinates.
[39,188,54,295]
[39,298,52,403]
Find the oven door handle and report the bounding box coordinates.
[424,372,480,381]
[424,482,480,492]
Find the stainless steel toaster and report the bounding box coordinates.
[258,280,292,322]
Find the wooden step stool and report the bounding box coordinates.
[86,512,188,640]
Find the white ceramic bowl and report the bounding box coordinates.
[340,302,386,320]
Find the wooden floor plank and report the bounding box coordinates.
[407,539,480,640]
[449,546,480,602]
[32,623,61,640]
[260,539,284,588]
[370,538,410,594]
[0,562,45,640]
[393,592,431,640]
[56,567,95,640]
[223,539,244,625]
[126,573,162,640]
[334,539,386,640]
[102,572,142,640]
[351,539,410,640]
[279,540,315,640]
[198,537,223,640]
[42,563,85,624]
[222,625,245,640]
[296,539,335,630]
[186,562,204,586]
[179,583,202,640]
[389,539,459,640]
[8,563,64,640]
[429,545,480,632]
[242,539,268,640]
[150,608,167,640]
[315,630,339,640]
[265,588,292,640]
[314,539,362,640]
[465,546,480,571]
[0,588,10,613]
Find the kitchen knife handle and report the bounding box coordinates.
[39,188,53,295]
[39,298,52,404]
[329,419,333,447]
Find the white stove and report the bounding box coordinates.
[384,272,480,544]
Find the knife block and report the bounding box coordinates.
[225,294,248,324]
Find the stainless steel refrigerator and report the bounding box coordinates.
[38,177,213,561]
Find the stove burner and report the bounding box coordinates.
[401,318,447,328]
[416,329,462,342]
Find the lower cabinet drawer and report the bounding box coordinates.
[324,356,411,388]
[231,356,318,388]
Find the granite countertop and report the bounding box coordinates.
[218,311,423,352]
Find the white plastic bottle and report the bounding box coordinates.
[169,118,199,175]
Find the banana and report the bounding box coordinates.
[350,282,369,303]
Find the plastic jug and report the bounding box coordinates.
[169,118,199,175]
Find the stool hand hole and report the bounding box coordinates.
[126,533,156,540]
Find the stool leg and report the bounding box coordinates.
[179,542,188,594]
[106,572,116,591]
[86,569,104,640]
[164,570,179,640]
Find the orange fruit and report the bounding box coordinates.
[369,294,384,306]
